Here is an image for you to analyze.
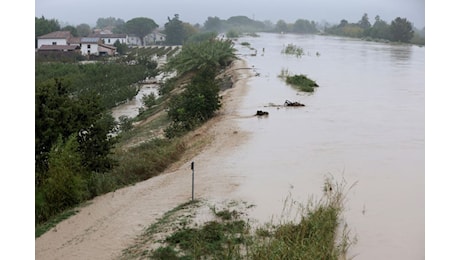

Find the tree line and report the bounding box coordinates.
[325,13,424,44]
[37,12,424,48]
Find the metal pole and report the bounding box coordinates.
[191,161,195,201]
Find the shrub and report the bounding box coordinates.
[166,69,222,138]
[285,74,319,92]
[142,92,156,108]
[281,43,305,58]
[36,134,89,223]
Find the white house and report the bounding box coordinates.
[89,33,127,45]
[37,31,72,49]
[153,32,166,44]
[127,31,167,46]
[127,35,142,46]
[80,37,101,55]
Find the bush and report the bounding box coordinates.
[166,69,222,138]
[281,43,304,58]
[142,92,156,108]
[285,74,319,92]
[36,135,89,223]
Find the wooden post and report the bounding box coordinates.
[191,161,195,201]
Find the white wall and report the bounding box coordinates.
[37,38,67,48]
[80,43,100,55]
[101,37,127,45]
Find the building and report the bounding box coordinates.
[36,31,118,56]
[37,31,73,49]
[88,33,127,45]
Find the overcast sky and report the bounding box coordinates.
[35,0,425,29]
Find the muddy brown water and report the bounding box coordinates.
[225,33,424,259]
[111,84,159,121]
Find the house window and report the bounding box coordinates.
[52,42,57,45]
[87,45,91,49]
[108,39,111,43]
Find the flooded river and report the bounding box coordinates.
[110,33,424,259]
[226,33,424,259]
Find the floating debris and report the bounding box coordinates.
[284,100,305,107]
[255,110,269,116]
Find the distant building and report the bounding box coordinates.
[36,31,118,56]
[80,37,100,55]
[127,30,167,46]
[88,33,127,45]
[37,31,72,49]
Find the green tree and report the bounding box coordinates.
[164,14,187,45]
[166,69,221,137]
[113,40,128,54]
[275,20,288,33]
[35,16,60,37]
[35,16,60,47]
[73,91,117,173]
[183,22,200,42]
[62,25,77,36]
[358,13,372,30]
[38,134,88,222]
[96,17,125,29]
[164,39,236,75]
[125,17,158,46]
[339,19,349,28]
[35,79,75,179]
[389,17,414,43]
[369,15,390,39]
[292,19,317,34]
[76,23,91,37]
[35,79,117,182]
[203,16,224,32]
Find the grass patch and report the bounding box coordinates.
[279,69,319,92]
[121,200,201,258]
[286,74,319,92]
[281,43,305,58]
[35,202,91,238]
[123,177,356,259]
[35,208,79,238]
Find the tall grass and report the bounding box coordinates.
[281,43,305,58]
[125,176,356,259]
[279,69,319,93]
[249,177,355,259]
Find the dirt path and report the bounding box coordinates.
[35,59,253,260]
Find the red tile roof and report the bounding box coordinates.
[37,31,72,39]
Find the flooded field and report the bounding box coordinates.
[226,33,424,259]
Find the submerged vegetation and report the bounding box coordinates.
[279,68,319,92]
[281,43,305,58]
[122,177,355,259]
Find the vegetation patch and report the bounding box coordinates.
[281,43,305,58]
[35,207,80,238]
[122,178,355,259]
[279,69,319,92]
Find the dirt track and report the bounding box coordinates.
[35,59,253,260]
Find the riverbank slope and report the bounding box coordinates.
[35,58,253,260]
